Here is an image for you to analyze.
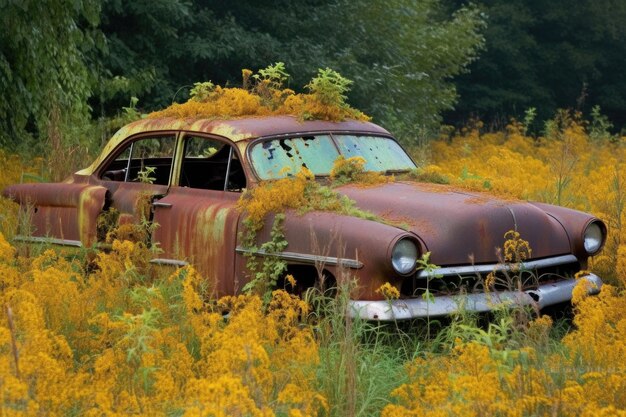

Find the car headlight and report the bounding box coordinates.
[583,221,605,255]
[391,238,418,275]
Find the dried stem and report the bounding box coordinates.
[6,304,20,379]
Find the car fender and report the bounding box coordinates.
[236,209,421,299]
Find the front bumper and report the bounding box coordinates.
[348,273,602,321]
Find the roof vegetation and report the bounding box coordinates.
[148,63,370,122]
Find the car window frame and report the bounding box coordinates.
[175,131,248,192]
[96,130,181,186]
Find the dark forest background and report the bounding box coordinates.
[2,0,626,155]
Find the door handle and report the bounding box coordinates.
[152,201,173,208]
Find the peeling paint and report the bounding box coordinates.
[3,183,106,246]
[151,186,240,297]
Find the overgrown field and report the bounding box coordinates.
[1,115,626,416]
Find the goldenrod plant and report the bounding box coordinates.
[4,85,626,415]
[149,63,369,122]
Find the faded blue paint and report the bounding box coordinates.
[250,135,339,179]
[334,135,416,172]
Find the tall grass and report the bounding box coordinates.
[1,111,626,415]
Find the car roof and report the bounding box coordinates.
[76,115,391,176]
[120,115,389,142]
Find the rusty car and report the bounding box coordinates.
[2,115,607,320]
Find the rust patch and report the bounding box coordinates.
[152,187,241,297]
[410,219,437,238]
[3,183,107,246]
[78,186,108,246]
[378,209,416,229]
[402,181,457,194]
[460,191,523,206]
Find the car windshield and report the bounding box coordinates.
[250,134,416,179]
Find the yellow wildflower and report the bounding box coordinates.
[376,282,400,300]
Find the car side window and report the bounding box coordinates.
[180,136,246,191]
[101,135,177,185]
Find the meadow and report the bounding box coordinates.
[1,111,626,416]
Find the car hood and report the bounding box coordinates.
[336,181,571,266]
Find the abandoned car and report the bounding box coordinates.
[2,115,606,320]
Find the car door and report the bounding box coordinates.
[96,132,178,240]
[151,133,245,296]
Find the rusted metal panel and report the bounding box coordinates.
[2,183,107,246]
[239,210,413,300]
[98,181,169,222]
[77,185,108,245]
[530,202,601,260]
[151,186,241,297]
[30,206,80,241]
[337,181,573,266]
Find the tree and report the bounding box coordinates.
[96,0,485,143]
[0,1,486,152]
[0,0,101,152]
[327,0,485,142]
[447,0,626,130]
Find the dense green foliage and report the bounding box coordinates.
[0,0,485,155]
[3,0,626,156]
[98,0,484,143]
[447,0,626,131]
[0,0,101,152]
[321,0,485,142]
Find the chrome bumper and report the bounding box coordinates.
[348,273,602,321]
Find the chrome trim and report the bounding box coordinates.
[150,258,189,267]
[223,146,233,191]
[152,201,173,208]
[124,142,134,182]
[417,254,578,278]
[235,247,363,269]
[348,273,602,321]
[14,235,83,247]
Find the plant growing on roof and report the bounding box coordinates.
[189,81,216,102]
[253,62,290,91]
[250,62,293,109]
[148,64,369,122]
[306,68,353,107]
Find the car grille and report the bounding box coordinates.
[400,255,581,298]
